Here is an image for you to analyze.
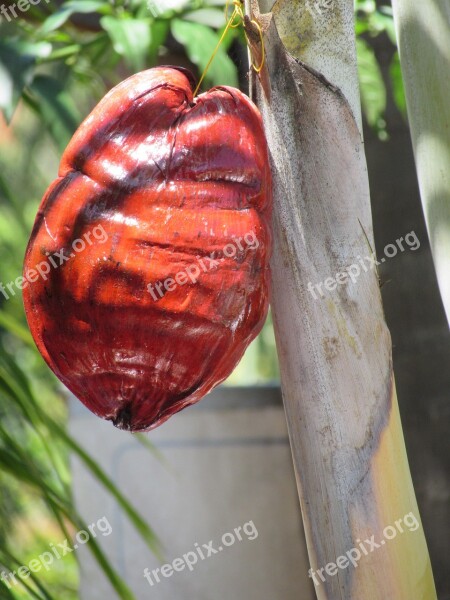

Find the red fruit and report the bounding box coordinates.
[23,67,272,431]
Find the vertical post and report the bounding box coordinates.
[247,1,437,597]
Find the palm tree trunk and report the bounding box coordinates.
[245,1,438,597]
[391,0,450,327]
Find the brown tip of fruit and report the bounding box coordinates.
[111,402,134,431]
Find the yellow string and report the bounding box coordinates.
[193,0,265,96]
[247,18,265,73]
[226,0,243,28]
[193,2,242,96]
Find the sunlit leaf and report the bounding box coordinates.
[147,0,190,17]
[100,17,153,71]
[356,37,386,130]
[148,20,170,63]
[390,51,407,117]
[39,0,110,35]
[171,19,238,89]
[184,8,226,28]
[26,75,81,153]
[0,41,52,122]
[0,311,34,346]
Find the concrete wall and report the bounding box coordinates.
[69,387,316,600]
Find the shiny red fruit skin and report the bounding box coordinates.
[23,67,272,432]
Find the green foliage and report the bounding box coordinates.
[26,74,81,152]
[0,338,127,599]
[0,0,243,131]
[356,37,387,138]
[355,0,407,136]
[389,50,407,117]
[171,18,238,88]
[39,1,111,35]
[0,0,406,134]
[100,16,155,71]
[0,158,160,596]
[0,40,52,122]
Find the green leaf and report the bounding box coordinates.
[135,432,173,472]
[0,346,156,598]
[368,10,396,44]
[0,448,134,600]
[44,414,164,559]
[0,548,55,600]
[356,37,386,129]
[100,17,153,71]
[0,353,162,559]
[39,0,110,35]
[390,51,407,117]
[26,75,81,153]
[355,19,370,36]
[0,351,161,559]
[79,534,136,600]
[355,0,377,13]
[148,20,170,63]
[0,311,34,346]
[0,578,18,598]
[39,44,82,63]
[147,0,190,18]
[171,19,238,90]
[0,41,52,122]
[0,173,29,235]
[184,8,226,28]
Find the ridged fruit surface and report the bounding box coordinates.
[23,66,272,431]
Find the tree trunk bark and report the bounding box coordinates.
[246,1,438,597]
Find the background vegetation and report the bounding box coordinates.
[0,0,405,597]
